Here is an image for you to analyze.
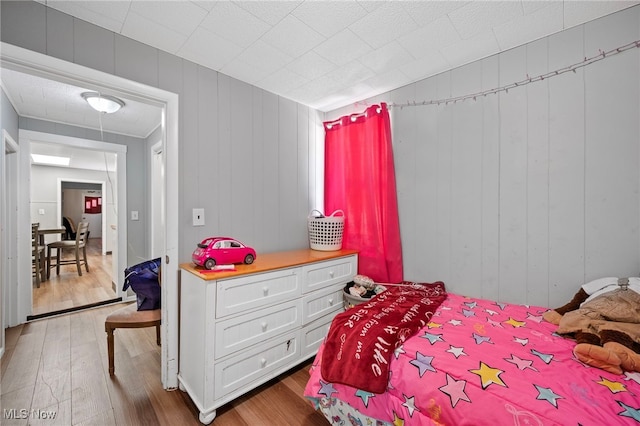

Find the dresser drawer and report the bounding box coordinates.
[214,331,300,398]
[216,268,301,317]
[215,300,301,358]
[302,285,343,325]
[301,255,357,293]
[301,315,334,358]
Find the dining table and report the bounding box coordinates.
[37,227,66,245]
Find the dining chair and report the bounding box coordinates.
[31,223,46,287]
[105,303,161,376]
[47,221,90,278]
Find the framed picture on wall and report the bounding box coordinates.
[85,196,102,214]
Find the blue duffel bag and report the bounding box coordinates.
[122,258,161,311]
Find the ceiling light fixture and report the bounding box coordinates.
[81,92,125,114]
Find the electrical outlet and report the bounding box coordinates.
[193,208,205,226]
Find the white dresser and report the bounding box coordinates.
[178,249,358,424]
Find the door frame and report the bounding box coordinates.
[0,42,180,389]
[1,129,19,359]
[150,140,164,259]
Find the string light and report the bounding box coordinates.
[380,39,640,110]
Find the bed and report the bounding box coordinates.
[304,282,640,425]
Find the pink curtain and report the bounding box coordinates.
[324,103,403,283]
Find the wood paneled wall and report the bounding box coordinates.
[329,6,640,308]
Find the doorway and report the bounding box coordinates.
[1,42,179,389]
[29,174,119,318]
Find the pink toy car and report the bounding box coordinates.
[192,237,256,270]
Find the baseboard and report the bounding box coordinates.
[27,297,123,321]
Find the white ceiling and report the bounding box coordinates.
[37,0,640,112]
[2,1,639,169]
[0,68,162,139]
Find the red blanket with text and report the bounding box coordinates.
[321,282,447,393]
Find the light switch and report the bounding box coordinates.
[38,209,45,215]
[131,210,139,221]
[193,208,205,226]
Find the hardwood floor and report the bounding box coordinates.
[2,303,329,425]
[32,239,117,317]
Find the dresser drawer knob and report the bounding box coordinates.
[261,322,268,331]
[329,271,335,277]
[328,298,334,305]
[263,287,269,296]
[261,358,267,367]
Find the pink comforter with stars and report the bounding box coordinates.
[305,292,640,425]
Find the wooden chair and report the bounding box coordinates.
[31,223,46,287]
[46,221,90,278]
[105,303,161,376]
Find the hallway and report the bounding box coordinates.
[32,239,116,317]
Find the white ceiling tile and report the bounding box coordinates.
[440,30,501,70]
[494,2,563,51]
[398,15,461,59]
[287,74,343,101]
[563,1,638,28]
[314,29,373,66]
[356,1,385,14]
[286,51,337,80]
[323,60,375,88]
[401,1,469,25]
[237,40,293,75]
[200,2,271,48]
[261,15,325,58]
[46,0,131,33]
[220,58,270,85]
[232,0,302,25]
[359,41,414,75]
[178,27,242,71]
[258,68,309,95]
[448,1,523,40]
[190,0,217,12]
[292,1,368,37]
[121,11,189,54]
[363,68,411,96]
[348,2,419,49]
[402,52,450,81]
[128,1,207,37]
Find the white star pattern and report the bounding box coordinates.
[514,337,529,346]
[446,345,467,358]
[527,313,543,323]
[402,394,419,417]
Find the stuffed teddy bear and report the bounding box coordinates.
[542,277,640,375]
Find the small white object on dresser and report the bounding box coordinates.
[178,249,358,424]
